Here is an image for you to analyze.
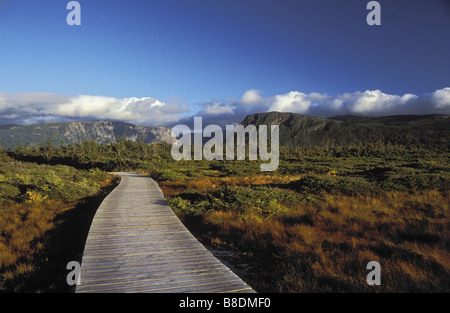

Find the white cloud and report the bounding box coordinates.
[203,102,234,115]
[1,87,449,127]
[0,92,188,126]
[59,95,184,124]
[269,91,311,113]
[260,89,426,116]
[344,89,417,114]
[239,89,264,106]
[309,92,331,103]
[194,87,449,125]
[431,87,450,108]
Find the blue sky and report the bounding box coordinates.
[0,0,449,126]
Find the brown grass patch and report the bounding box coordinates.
[181,189,449,292]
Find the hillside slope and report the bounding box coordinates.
[240,112,449,147]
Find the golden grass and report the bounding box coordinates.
[0,172,119,290]
[0,200,75,278]
[159,173,303,196]
[175,184,449,292]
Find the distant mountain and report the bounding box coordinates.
[1,113,448,150]
[240,112,449,147]
[0,120,175,149]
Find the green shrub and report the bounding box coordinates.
[287,175,375,195]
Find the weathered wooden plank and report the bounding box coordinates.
[76,172,254,293]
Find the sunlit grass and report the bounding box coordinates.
[2,141,449,292]
[167,178,449,292]
[0,155,117,291]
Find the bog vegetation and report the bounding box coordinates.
[0,150,118,292]
[1,138,449,292]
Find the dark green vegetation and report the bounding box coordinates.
[159,143,449,292]
[242,112,449,147]
[0,113,449,292]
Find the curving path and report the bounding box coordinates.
[76,172,254,293]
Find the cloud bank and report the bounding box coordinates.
[196,87,450,126]
[0,88,449,126]
[0,93,188,126]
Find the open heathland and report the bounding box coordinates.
[2,136,448,292]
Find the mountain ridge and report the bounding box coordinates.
[239,112,449,147]
[0,112,448,149]
[0,120,175,149]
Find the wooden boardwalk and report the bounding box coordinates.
[76,172,254,293]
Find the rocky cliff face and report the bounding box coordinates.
[0,120,175,149]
